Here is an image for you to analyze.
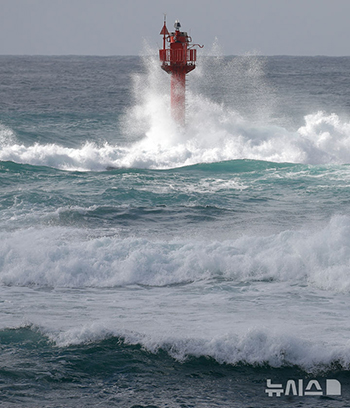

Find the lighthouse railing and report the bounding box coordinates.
[159,49,196,65]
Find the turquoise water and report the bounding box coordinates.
[1,55,350,406]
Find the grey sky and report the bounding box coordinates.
[1,0,350,56]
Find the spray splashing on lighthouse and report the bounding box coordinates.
[159,17,203,126]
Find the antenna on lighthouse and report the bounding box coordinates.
[160,14,169,52]
[159,18,203,126]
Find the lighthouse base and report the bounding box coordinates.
[161,64,195,126]
[171,72,186,125]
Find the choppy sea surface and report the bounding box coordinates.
[1,53,350,407]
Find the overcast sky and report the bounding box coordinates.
[1,0,350,56]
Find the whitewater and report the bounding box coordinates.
[1,54,350,407]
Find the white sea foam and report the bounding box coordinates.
[1,111,350,170]
[1,215,350,292]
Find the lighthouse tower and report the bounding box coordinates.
[159,18,201,125]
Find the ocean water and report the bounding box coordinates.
[1,53,350,407]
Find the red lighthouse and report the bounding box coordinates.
[159,18,202,125]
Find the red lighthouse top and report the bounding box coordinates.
[159,19,198,74]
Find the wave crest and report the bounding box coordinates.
[1,110,350,170]
[35,323,349,372]
[1,216,350,291]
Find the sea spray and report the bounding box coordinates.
[2,52,350,168]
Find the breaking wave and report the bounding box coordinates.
[1,111,350,170]
[4,324,349,373]
[1,215,350,292]
[1,53,350,170]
